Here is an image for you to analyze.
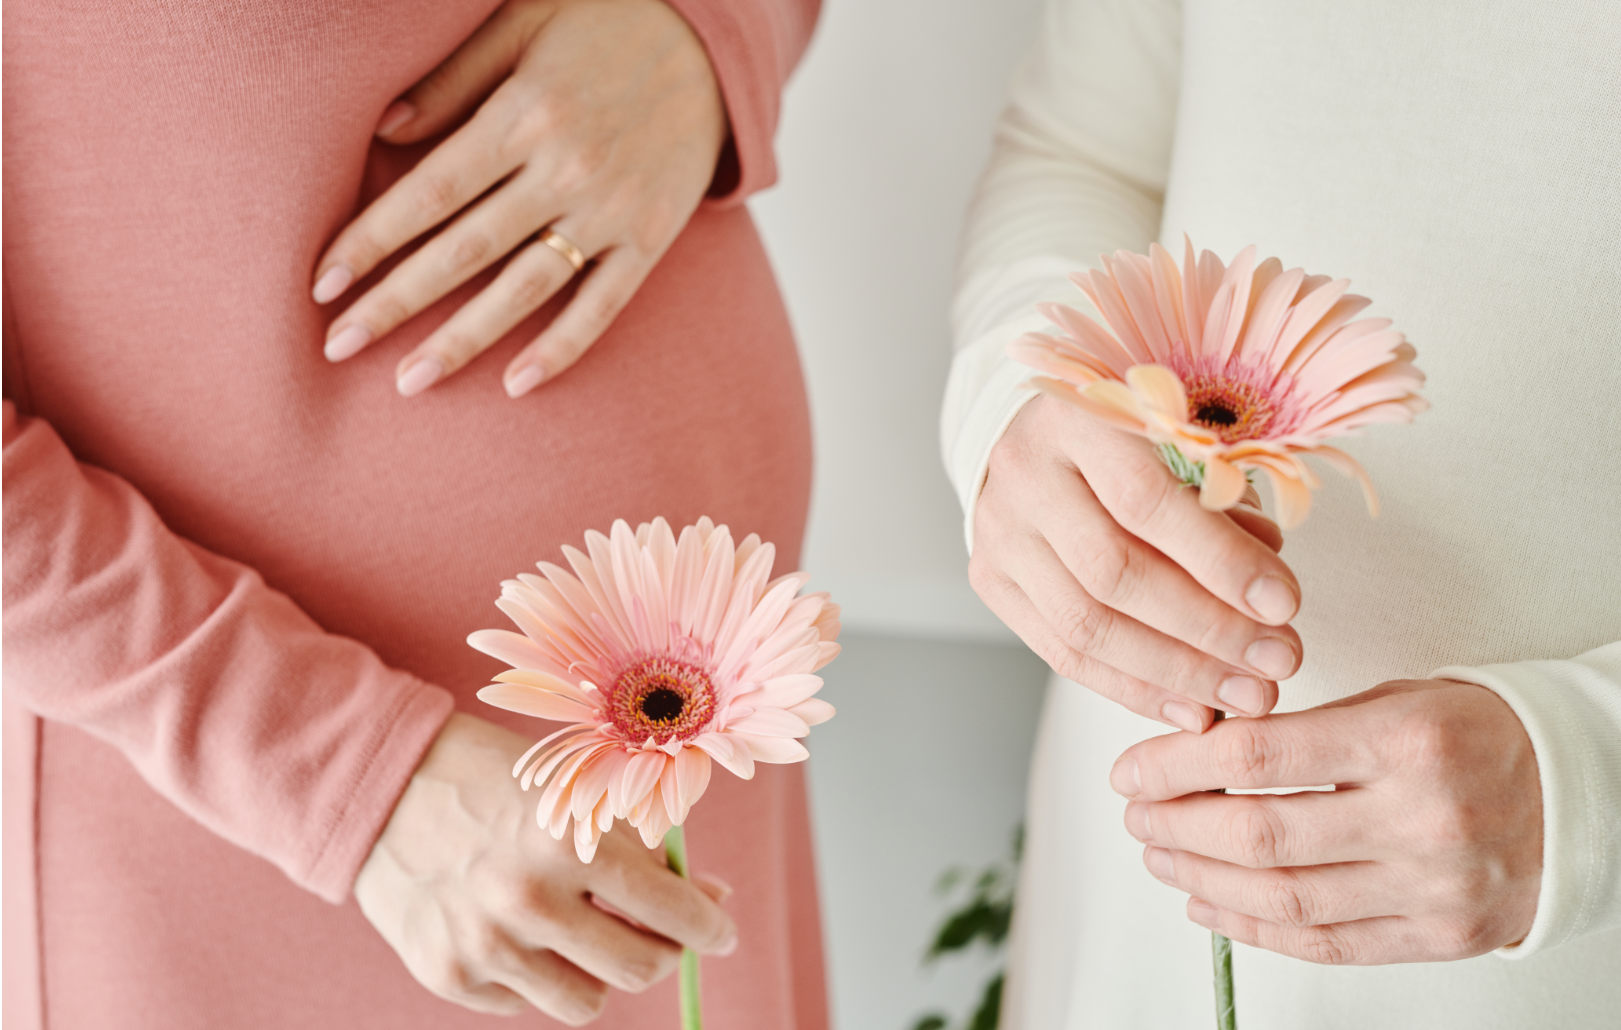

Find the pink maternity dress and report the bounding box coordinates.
[1,1,824,1027]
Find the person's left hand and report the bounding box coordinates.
[311,0,728,398]
[1110,678,1543,964]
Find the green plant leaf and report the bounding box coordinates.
[966,973,1005,1030]
[910,1016,949,1030]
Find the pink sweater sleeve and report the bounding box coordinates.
[1,401,455,903]
[666,0,821,204]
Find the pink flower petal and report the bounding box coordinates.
[675,746,712,814]
[616,751,668,818]
[1198,456,1248,511]
[1106,251,1173,364]
[1074,268,1155,365]
[1040,303,1139,375]
[477,683,598,723]
[1308,445,1381,517]
[788,698,836,726]
[492,668,596,705]
[1125,364,1189,420]
[1149,242,1189,349]
[733,673,823,710]
[731,732,810,764]
[570,748,621,821]
[727,707,811,739]
[1239,266,1304,364]
[693,731,754,780]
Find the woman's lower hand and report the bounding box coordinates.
[1114,679,1543,963]
[354,713,736,1024]
[970,394,1304,732]
[312,0,727,399]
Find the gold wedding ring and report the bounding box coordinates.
[538,227,586,272]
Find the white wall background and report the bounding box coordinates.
[750,2,1051,1028]
[752,0,1044,645]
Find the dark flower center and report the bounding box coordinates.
[1194,403,1239,426]
[640,687,686,723]
[605,655,717,745]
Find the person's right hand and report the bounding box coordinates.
[971,394,1304,733]
[355,713,736,1024]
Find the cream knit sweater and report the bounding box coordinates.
[942,0,1621,1025]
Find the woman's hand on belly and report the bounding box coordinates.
[311,0,727,400]
[970,394,1304,733]
[354,713,736,1024]
[1112,679,1543,964]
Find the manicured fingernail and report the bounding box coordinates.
[1245,638,1296,680]
[1124,802,1151,841]
[312,265,354,304]
[376,100,416,138]
[1111,758,1140,797]
[1145,846,1176,883]
[1188,898,1219,929]
[324,323,371,362]
[1162,701,1203,733]
[714,926,738,957]
[1245,575,1298,624]
[505,364,546,398]
[396,357,444,397]
[697,873,734,902]
[1217,675,1266,716]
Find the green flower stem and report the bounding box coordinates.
[1209,710,1237,1030]
[1213,931,1236,1030]
[663,825,703,1030]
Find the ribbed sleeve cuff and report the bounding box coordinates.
[940,319,1043,554]
[299,681,456,904]
[1432,641,1621,958]
[663,0,817,206]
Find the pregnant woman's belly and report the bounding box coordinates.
[6,0,819,1026]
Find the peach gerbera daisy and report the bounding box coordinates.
[469,517,840,862]
[1010,238,1427,527]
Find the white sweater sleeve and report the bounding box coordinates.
[942,0,1183,552]
[1432,642,1621,957]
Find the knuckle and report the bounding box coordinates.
[366,292,414,331]
[1216,723,1277,785]
[1260,872,1314,926]
[509,266,561,312]
[1231,804,1285,868]
[1300,927,1352,965]
[581,290,628,329]
[616,954,663,993]
[442,232,494,276]
[552,147,609,194]
[1053,595,1111,656]
[1070,529,1138,607]
[412,172,461,219]
[1433,918,1494,960]
[420,958,473,998]
[1108,468,1177,531]
[465,924,507,966]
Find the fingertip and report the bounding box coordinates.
[505,363,546,398]
[694,872,734,904]
[1161,700,1207,734]
[1244,574,1299,625]
[375,99,416,139]
[1110,756,1141,798]
[1188,897,1220,930]
[324,323,371,362]
[312,265,354,304]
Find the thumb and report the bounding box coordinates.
[376,1,551,143]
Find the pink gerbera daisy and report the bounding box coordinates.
[1010,238,1427,527]
[470,517,841,862]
